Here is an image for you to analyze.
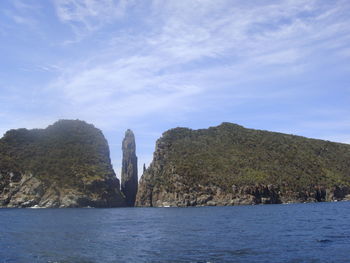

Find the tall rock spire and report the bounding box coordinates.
[121,129,138,206]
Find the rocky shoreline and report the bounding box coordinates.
[0,171,125,208]
[136,181,350,207]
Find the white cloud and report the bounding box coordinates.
[1,0,349,175]
[252,49,302,65]
[2,6,38,27]
[39,0,350,149]
[54,0,131,38]
[49,56,202,129]
[47,0,350,130]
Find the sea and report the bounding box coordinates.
[1,202,350,263]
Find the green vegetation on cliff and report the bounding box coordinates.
[0,120,113,186]
[0,120,124,207]
[147,122,350,193]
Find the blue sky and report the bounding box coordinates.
[1,0,349,178]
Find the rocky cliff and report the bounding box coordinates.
[136,123,350,207]
[0,120,125,208]
[121,129,138,206]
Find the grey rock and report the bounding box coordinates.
[121,129,138,207]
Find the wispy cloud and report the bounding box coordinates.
[49,54,202,128]
[53,0,131,41]
[1,0,349,174]
[45,0,350,129]
[1,0,41,28]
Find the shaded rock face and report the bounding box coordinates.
[0,120,125,208]
[121,129,138,207]
[137,180,350,207]
[136,122,350,207]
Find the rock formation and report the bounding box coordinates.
[136,122,350,207]
[121,129,138,206]
[0,120,126,208]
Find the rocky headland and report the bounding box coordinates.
[136,123,350,207]
[0,120,125,208]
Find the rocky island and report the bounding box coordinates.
[136,122,350,207]
[0,120,125,208]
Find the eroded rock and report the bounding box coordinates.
[121,129,138,207]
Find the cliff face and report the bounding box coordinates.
[121,129,138,206]
[136,123,350,207]
[0,120,125,208]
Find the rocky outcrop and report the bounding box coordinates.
[0,120,125,208]
[136,122,350,207]
[137,179,350,207]
[121,129,138,206]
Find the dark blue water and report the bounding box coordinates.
[1,202,350,263]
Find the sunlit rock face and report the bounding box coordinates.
[121,129,138,207]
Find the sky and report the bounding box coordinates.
[0,0,349,179]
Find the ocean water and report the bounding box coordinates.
[1,202,350,263]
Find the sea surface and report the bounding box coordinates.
[1,202,350,263]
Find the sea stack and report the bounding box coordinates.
[121,129,138,206]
